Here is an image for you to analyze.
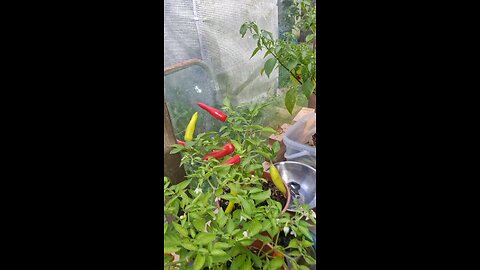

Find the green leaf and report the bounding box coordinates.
[237,196,253,216]
[230,139,242,152]
[252,24,259,34]
[172,223,189,238]
[250,190,271,203]
[164,246,180,253]
[228,243,244,257]
[249,187,264,194]
[257,150,273,161]
[213,165,230,177]
[275,46,281,54]
[207,255,213,268]
[231,254,246,270]
[169,146,183,154]
[306,33,315,43]
[247,124,264,130]
[248,219,263,236]
[288,250,301,256]
[210,249,228,256]
[270,257,285,270]
[264,58,277,78]
[241,257,252,270]
[211,253,230,263]
[261,127,277,134]
[272,141,280,153]
[287,238,299,249]
[239,239,255,246]
[186,140,195,148]
[302,237,314,247]
[285,87,297,115]
[174,180,191,192]
[254,234,272,243]
[240,24,248,37]
[301,79,314,98]
[213,242,233,249]
[304,255,316,265]
[192,218,206,232]
[219,194,237,201]
[286,60,299,71]
[298,225,311,238]
[196,232,217,245]
[248,249,262,268]
[266,31,273,40]
[223,97,231,108]
[226,219,235,233]
[299,265,311,270]
[217,208,227,228]
[263,50,271,59]
[260,67,265,76]
[198,248,209,254]
[246,163,259,173]
[181,242,197,251]
[189,228,196,238]
[193,254,206,270]
[251,47,261,59]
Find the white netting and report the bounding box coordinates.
[164,0,281,135]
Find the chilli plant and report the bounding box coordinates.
[240,0,316,114]
[164,99,316,269]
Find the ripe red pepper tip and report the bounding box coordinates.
[202,143,235,160]
[196,101,228,122]
[223,154,241,165]
[176,139,186,146]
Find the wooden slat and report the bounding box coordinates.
[164,100,185,184]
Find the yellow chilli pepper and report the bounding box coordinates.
[224,191,237,214]
[184,112,198,141]
[270,163,287,195]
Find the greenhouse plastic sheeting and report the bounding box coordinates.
[164,0,279,112]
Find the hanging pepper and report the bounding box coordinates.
[269,163,287,195]
[223,154,241,165]
[197,102,228,122]
[224,190,238,214]
[184,112,198,141]
[176,139,186,146]
[203,143,235,160]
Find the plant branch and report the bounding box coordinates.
[265,46,303,85]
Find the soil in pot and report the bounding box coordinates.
[276,231,295,248]
[218,186,242,212]
[259,179,286,209]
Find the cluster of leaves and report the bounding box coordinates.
[165,100,316,269]
[164,177,316,270]
[240,0,316,114]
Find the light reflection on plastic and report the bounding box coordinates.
[194,86,202,93]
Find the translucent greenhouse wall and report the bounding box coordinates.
[164,0,306,137]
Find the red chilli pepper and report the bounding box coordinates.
[203,143,235,160]
[223,154,241,165]
[176,139,186,146]
[197,102,228,122]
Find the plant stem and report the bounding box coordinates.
[206,177,215,190]
[265,47,303,85]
